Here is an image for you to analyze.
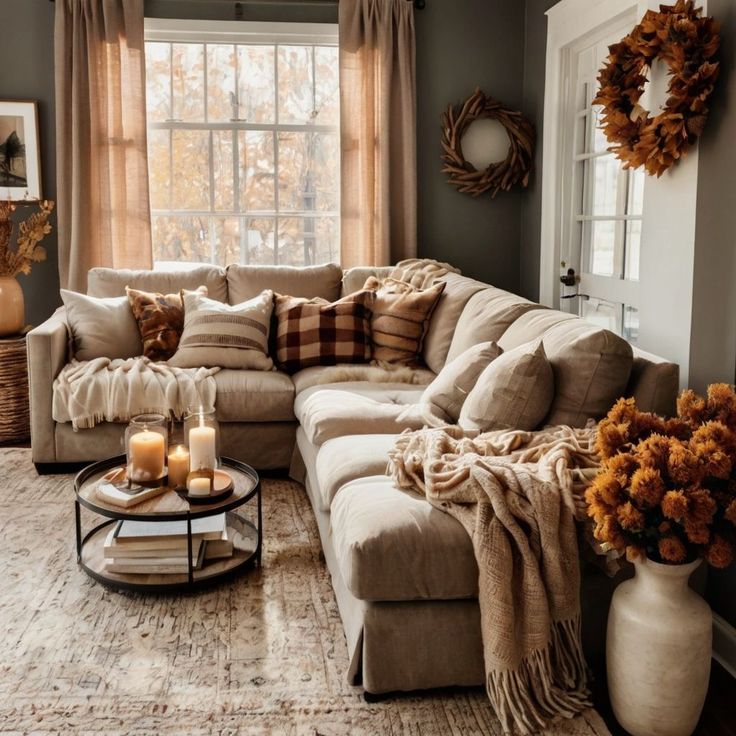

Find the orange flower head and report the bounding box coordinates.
[606,452,638,487]
[589,468,624,509]
[678,388,707,425]
[684,520,710,546]
[635,434,671,472]
[629,466,666,508]
[626,545,645,562]
[667,441,701,485]
[594,515,626,552]
[725,499,736,527]
[686,487,717,527]
[706,383,736,429]
[596,419,632,460]
[617,501,645,532]
[658,536,688,564]
[705,535,735,569]
[661,489,688,521]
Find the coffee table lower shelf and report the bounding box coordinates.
[79,511,259,593]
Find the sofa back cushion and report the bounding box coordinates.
[227,263,342,304]
[274,290,374,373]
[497,308,578,351]
[61,289,141,361]
[627,348,679,416]
[168,290,274,370]
[421,273,486,373]
[446,287,544,362]
[87,266,227,302]
[341,266,393,297]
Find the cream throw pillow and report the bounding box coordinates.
[60,289,142,361]
[168,290,274,370]
[458,339,553,432]
[420,341,502,424]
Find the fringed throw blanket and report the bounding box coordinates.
[53,357,220,430]
[388,425,600,735]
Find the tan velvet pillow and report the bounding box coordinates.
[420,341,503,424]
[458,339,554,432]
[364,276,445,365]
[126,285,207,361]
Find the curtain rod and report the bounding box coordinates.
[49,0,426,8]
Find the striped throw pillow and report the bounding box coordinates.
[274,290,374,373]
[168,290,274,370]
[363,276,445,366]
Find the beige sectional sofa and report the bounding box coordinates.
[27,262,679,695]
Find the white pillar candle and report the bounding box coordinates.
[129,430,165,482]
[188,476,211,497]
[168,445,190,489]
[188,424,216,471]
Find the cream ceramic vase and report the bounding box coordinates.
[0,276,24,337]
[607,557,712,736]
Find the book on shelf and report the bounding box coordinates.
[105,542,207,574]
[114,514,227,544]
[203,528,234,561]
[103,530,204,559]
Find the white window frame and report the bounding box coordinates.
[143,18,340,267]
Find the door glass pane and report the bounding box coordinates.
[581,297,621,334]
[623,305,639,344]
[314,216,340,264]
[245,217,276,264]
[172,130,210,210]
[237,45,275,123]
[313,46,339,125]
[172,43,204,122]
[240,131,275,212]
[627,169,645,215]
[589,220,616,276]
[592,106,609,153]
[589,155,620,216]
[278,217,311,265]
[145,42,171,122]
[212,131,234,212]
[278,45,315,124]
[213,217,240,265]
[278,132,339,213]
[207,44,236,121]
[624,220,641,281]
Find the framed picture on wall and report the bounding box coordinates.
[0,100,42,201]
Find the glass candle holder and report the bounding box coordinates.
[184,407,219,472]
[186,467,215,497]
[125,413,168,486]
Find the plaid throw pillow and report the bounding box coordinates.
[274,290,375,373]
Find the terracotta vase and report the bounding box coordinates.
[0,276,24,337]
[607,557,712,736]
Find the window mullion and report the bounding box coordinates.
[273,44,280,266]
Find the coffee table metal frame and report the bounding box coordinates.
[74,455,261,593]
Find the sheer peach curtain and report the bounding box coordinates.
[339,0,417,268]
[55,0,152,292]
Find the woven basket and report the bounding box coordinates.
[0,335,29,443]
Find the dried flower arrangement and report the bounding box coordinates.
[593,0,720,177]
[0,199,53,278]
[586,384,736,568]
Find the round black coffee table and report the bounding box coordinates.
[74,455,261,592]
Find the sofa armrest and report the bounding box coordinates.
[27,307,69,463]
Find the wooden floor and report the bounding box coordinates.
[593,660,736,736]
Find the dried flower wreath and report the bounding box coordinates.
[586,385,736,568]
[593,0,720,177]
[440,88,534,198]
[0,200,53,278]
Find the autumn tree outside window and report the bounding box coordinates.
[144,19,340,269]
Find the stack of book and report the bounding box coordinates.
[103,514,234,574]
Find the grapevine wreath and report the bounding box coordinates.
[593,0,720,177]
[440,88,535,198]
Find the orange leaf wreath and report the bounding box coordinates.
[593,0,720,177]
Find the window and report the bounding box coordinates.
[144,20,340,269]
[570,31,643,344]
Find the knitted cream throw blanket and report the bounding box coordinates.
[53,357,220,430]
[387,424,600,735]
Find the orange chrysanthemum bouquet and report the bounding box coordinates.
[586,383,736,568]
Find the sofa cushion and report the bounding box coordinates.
[274,290,374,373]
[311,433,399,511]
[458,339,554,432]
[60,290,141,361]
[341,266,392,297]
[541,320,633,426]
[446,287,543,362]
[168,290,274,370]
[291,364,434,395]
[365,276,445,365]
[295,389,425,445]
[627,348,679,416]
[330,475,478,601]
[87,266,227,302]
[497,308,577,351]
[214,369,295,422]
[421,273,487,373]
[420,341,502,424]
[227,263,342,304]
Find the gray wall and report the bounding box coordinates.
[0,0,59,328]
[415,0,525,293]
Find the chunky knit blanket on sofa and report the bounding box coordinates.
[388,424,600,735]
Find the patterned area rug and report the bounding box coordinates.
[0,448,610,735]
